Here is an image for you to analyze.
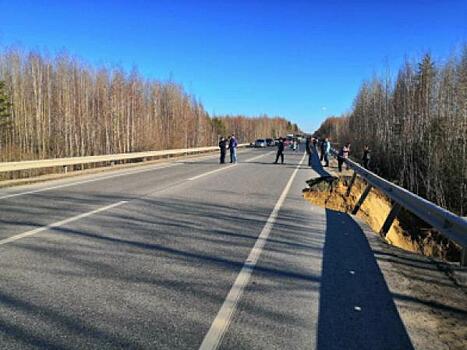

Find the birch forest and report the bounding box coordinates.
[0,48,297,163]
[314,47,467,216]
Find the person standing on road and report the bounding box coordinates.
[344,143,351,169]
[274,137,285,164]
[292,139,297,151]
[337,143,351,172]
[218,137,227,164]
[362,145,371,169]
[323,138,331,167]
[305,136,312,166]
[320,138,326,162]
[229,134,238,163]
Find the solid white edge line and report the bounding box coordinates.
[0,201,127,246]
[199,152,306,350]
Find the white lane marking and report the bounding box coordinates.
[0,150,257,243]
[0,201,127,246]
[0,148,257,200]
[0,163,180,200]
[188,149,274,180]
[176,148,251,163]
[188,164,238,181]
[244,150,275,163]
[199,153,306,350]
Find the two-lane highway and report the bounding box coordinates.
[0,147,319,349]
[2,146,457,350]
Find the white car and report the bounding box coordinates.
[255,139,266,148]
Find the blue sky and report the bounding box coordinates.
[0,0,465,132]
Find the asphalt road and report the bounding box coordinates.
[0,146,464,349]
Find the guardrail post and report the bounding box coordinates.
[379,203,402,237]
[461,248,467,267]
[352,184,372,215]
[346,171,357,197]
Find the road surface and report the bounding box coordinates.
[0,146,465,349]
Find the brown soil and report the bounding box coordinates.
[304,177,420,253]
[303,175,461,262]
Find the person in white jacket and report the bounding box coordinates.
[323,138,331,167]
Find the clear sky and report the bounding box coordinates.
[0,0,465,132]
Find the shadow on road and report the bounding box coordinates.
[0,151,463,348]
[317,209,414,350]
[309,148,414,349]
[310,150,332,177]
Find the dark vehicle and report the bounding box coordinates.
[266,138,275,146]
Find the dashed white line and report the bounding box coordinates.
[0,201,127,246]
[188,150,273,181]
[0,149,276,246]
[0,163,180,200]
[0,148,259,200]
[188,164,238,181]
[244,150,275,163]
[199,153,306,350]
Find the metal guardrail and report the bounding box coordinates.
[0,144,249,173]
[329,149,467,266]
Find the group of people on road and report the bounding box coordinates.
[304,136,371,171]
[218,134,371,171]
[218,135,300,165]
[218,135,238,164]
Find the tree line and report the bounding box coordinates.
[0,48,297,163]
[314,46,467,216]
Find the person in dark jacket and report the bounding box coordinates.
[305,136,312,166]
[362,145,371,169]
[274,138,285,164]
[320,138,326,161]
[219,137,227,164]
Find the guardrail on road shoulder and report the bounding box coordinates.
[0,144,249,173]
[330,149,467,267]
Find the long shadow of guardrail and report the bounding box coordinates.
[310,149,331,177]
[310,150,414,349]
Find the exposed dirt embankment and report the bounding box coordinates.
[303,175,461,262]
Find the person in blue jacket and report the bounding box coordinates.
[229,134,238,163]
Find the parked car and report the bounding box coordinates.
[266,138,275,147]
[255,139,266,148]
